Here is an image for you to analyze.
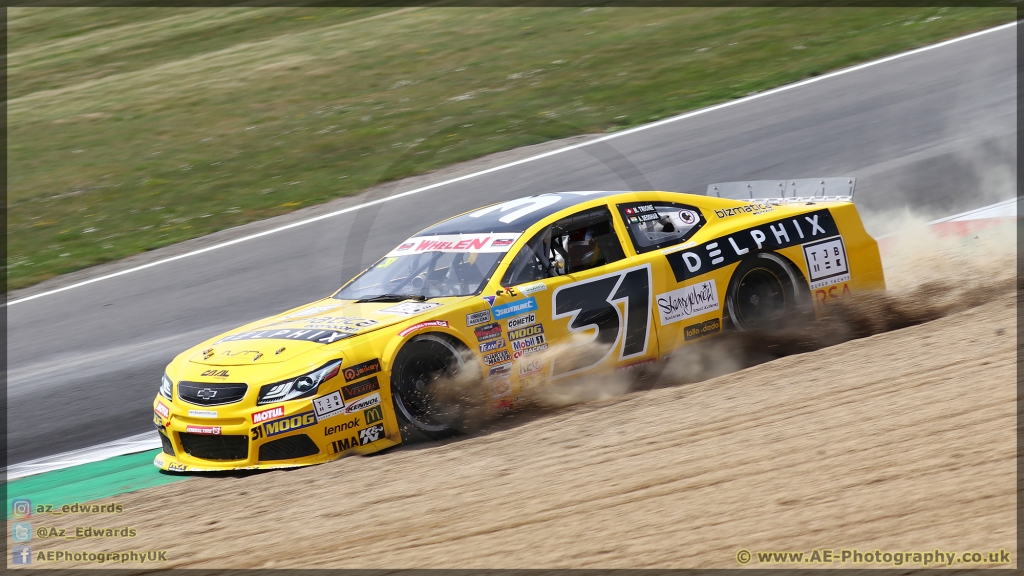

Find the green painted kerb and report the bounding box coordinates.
[5,450,188,519]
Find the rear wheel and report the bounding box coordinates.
[725,252,809,331]
[390,334,484,441]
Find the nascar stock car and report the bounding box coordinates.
[153,178,884,472]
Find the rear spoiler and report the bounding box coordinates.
[706,177,855,204]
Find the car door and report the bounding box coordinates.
[609,197,720,355]
[495,204,659,388]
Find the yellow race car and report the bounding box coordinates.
[152,179,884,472]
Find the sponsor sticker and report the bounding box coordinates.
[492,297,538,320]
[678,209,700,225]
[508,323,544,341]
[512,334,546,351]
[287,316,378,331]
[277,304,341,320]
[488,363,513,379]
[385,233,522,257]
[479,338,506,353]
[359,423,386,445]
[216,329,354,344]
[344,359,381,382]
[615,359,657,372]
[506,313,537,330]
[814,281,852,305]
[341,376,381,401]
[713,203,775,218]
[380,302,442,316]
[518,358,543,376]
[398,320,449,337]
[345,392,381,414]
[466,309,491,327]
[185,425,221,435]
[153,412,163,427]
[188,409,218,418]
[684,318,722,341]
[313,391,346,421]
[482,295,496,306]
[474,322,502,342]
[155,401,170,418]
[263,411,317,437]
[665,209,839,282]
[512,343,548,359]
[200,369,230,378]
[803,236,850,289]
[519,375,544,391]
[491,379,512,396]
[252,406,284,424]
[520,282,547,295]
[329,436,359,454]
[483,350,513,365]
[364,405,384,425]
[656,280,719,325]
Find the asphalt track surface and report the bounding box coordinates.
[7,25,1016,464]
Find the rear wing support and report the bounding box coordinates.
[706,177,856,204]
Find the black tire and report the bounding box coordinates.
[390,334,485,441]
[725,252,810,331]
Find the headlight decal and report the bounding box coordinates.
[159,374,173,399]
[256,360,342,405]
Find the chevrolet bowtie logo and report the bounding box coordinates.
[196,388,218,400]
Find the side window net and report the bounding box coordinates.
[501,206,625,285]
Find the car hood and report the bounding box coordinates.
[189,297,463,366]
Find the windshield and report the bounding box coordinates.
[334,233,519,300]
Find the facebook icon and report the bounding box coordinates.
[13,546,32,565]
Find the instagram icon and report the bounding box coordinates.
[12,499,32,518]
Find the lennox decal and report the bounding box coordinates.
[666,209,839,282]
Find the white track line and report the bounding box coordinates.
[7,196,1018,480]
[5,432,161,481]
[6,21,1016,308]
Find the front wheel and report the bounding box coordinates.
[725,252,809,331]
[390,334,485,441]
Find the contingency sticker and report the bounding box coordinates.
[802,236,850,289]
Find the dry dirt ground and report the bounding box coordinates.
[14,294,1016,569]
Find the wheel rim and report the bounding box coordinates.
[734,267,788,329]
[393,336,464,432]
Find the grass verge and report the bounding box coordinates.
[7,6,1014,290]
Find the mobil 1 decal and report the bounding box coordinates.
[551,264,652,378]
[665,209,839,282]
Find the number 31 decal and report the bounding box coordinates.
[550,264,652,378]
